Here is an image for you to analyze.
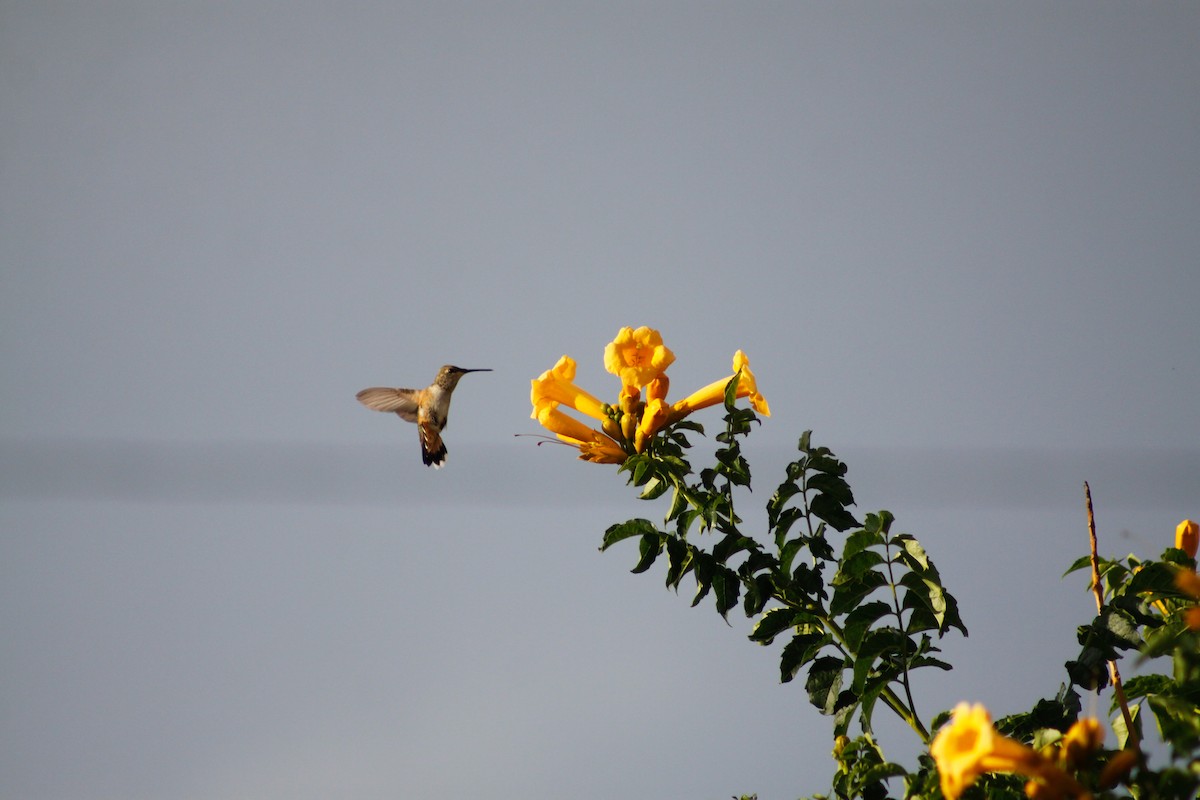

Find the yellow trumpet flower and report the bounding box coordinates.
[667,350,771,426]
[931,703,1090,800]
[604,326,675,389]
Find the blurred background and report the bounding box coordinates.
[2,3,1197,799]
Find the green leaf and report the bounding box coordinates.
[792,562,826,599]
[629,456,651,486]
[639,475,668,500]
[807,472,855,506]
[806,450,847,477]
[712,568,740,620]
[1121,673,1174,701]
[691,552,713,607]
[891,534,929,571]
[767,482,802,525]
[771,507,804,545]
[810,493,860,531]
[777,537,803,577]
[908,654,952,671]
[712,532,756,565]
[751,607,799,645]
[1100,608,1144,650]
[1110,700,1141,750]
[723,371,741,409]
[1062,555,1095,576]
[664,536,693,588]
[1125,560,1183,601]
[842,527,885,561]
[835,549,886,583]
[1147,693,1200,751]
[664,484,688,522]
[631,532,664,574]
[830,569,887,616]
[843,601,891,652]
[779,627,829,683]
[602,518,659,551]
[743,573,772,617]
[805,655,847,714]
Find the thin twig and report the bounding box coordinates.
[1085,481,1139,749]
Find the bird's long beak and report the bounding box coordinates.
[459,368,492,373]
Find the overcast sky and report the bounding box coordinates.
[2,4,1198,799]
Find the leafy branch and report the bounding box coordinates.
[602,385,966,750]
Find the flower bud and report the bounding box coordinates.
[1176,519,1198,559]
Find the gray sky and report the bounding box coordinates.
[2,3,1198,799]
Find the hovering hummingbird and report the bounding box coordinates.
[357,365,492,468]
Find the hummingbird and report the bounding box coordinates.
[357,365,492,468]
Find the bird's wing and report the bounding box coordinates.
[356,387,419,423]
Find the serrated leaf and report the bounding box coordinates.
[751,607,799,644]
[778,537,803,577]
[908,655,952,671]
[807,472,855,506]
[842,527,885,561]
[792,562,825,598]
[835,549,886,584]
[768,482,802,522]
[810,494,860,531]
[830,569,887,616]
[771,507,804,545]
[1147,694,1200,750]
[843,601,892,652]
[779,628,829,683]
[807,451,847,477]
[892,534,930,571]
[1121,674,1174,700]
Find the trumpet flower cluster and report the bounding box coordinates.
[530,326,769,463]
[931,704,1101,800]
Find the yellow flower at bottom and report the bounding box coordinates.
[1059,718,1104,768]
[1098,748,1139,789]
[1176,519,1199,559]
[931,703,1084,800]
[1177,569,1200,597]
[1176,568,1200,631]
[535,404,626,464]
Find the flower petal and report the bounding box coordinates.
[604,326,675,387]
[531,357,608,422]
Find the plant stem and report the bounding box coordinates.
[1085,481,1139,750]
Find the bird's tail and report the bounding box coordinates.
[419,423,448,468]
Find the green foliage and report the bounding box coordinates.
[593,387,1200,799]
